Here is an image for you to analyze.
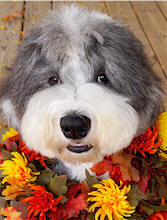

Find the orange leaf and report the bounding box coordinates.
[91,158,113,176]
[2,15,10,22]
[12,11,18,19]
[0,207,23,220]
[112,151,140,182]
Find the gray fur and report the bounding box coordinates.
[0,4,164,134]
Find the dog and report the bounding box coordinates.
[0,5,164,181]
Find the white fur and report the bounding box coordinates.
[64,162,111,182]
[20,6,139,181]
[0,4,161,182]
[64,162,94,182]
[1,99,19,128]
[21,81,139,182]
[55,5,110,33]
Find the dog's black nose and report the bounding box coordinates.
[60,115,91,139]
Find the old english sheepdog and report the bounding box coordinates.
[0,5,164,181]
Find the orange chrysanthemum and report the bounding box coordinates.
[23,185,62,220]
[18,141,47,167]
[0,152,39,186]
[0,152,39,200]
[127,127,161,157]
[145,211,167,220]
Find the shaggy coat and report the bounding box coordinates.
[0,5,164,180]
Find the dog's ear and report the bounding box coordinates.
[0,29,42,129]
[94,20,164,131]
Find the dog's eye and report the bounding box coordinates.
[96,74,109,85]
[49,77,61,86]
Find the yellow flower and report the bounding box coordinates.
[0,152,39,185]
[0,207,23,220]
[159,151,167,159]
[87,179,135,220]
[156,112,167,158]
[2,184,27,200]
[1,127,19,141]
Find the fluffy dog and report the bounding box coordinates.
[0,5,164,181]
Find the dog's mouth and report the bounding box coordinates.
[66,144,93,153]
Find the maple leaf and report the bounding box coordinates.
[85,170,98,187]
[127,184,146,207]
[91,157,113,176]
[47,174,68,196]
[91,152,139,184]
[112,151,140,182]
[65,184,88,218]
[0,206,23,220]
[38,168,54,186]
[51,184,87,220]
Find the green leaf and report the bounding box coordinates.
[0,149,13,160]
[28,163,38,172]
[86,213,95,220]
[156,176,167,199]
[47,174,68,196]
[141,200,167,212]
[140,205,154,215]
[128,213,145,220]
[127,184,146,207]
[38,168,54,186]
[152,156,167,168]
[85,170,98,188]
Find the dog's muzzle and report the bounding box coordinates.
[60,114,91,153]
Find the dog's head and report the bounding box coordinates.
[0,5,164,164]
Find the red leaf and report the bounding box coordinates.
[145,211,167,220]
[66,193,87,217]
[80,181,91,200]
[91,158,113,176]
[66,184,87,218]
[50,184,87,220]
[138,174,150,194]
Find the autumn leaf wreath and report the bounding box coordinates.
[0,112,167,220]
